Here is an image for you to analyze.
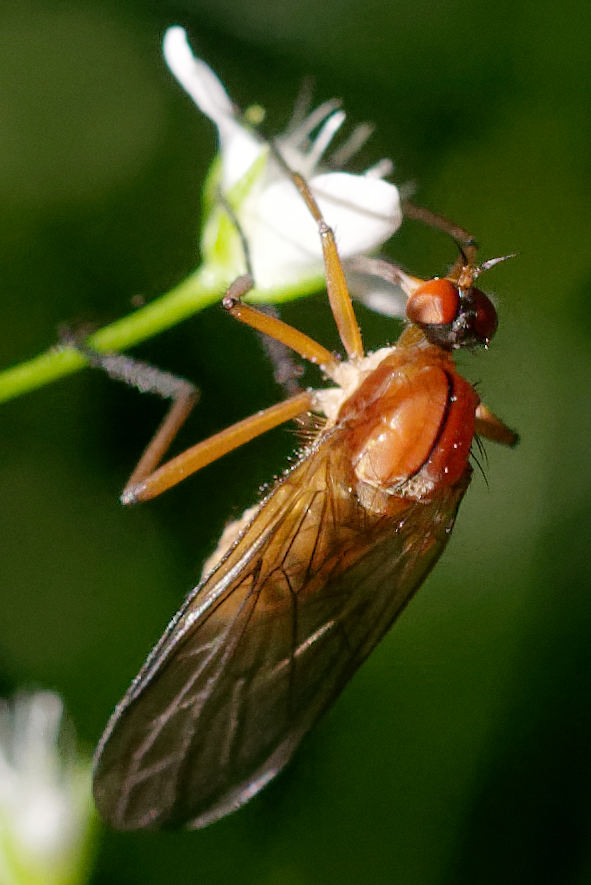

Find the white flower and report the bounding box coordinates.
[0,691,95,885]
[163,26,402,296]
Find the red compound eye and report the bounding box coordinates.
[406,279,460,327]
[406,277,499,350]
[469,287,498,343]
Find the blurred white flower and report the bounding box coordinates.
[0,691,95,885]
[163,26,402,296]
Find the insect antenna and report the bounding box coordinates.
[477,253,519,274]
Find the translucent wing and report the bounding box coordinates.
[93,434,469,830]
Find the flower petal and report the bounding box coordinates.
[163,27,234,126]
[163,26,262,188]
[312,171,402,254]
[0,691,95,883]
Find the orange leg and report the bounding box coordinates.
[222,276,339,378]
[79,285,321,504]
[107,146,412,504]
[349,205,479,290]
[475,403,519,447]
[121,260,351,502]
[402,200,480,271]
[122,390,312,504]
[270,143,364,360]
[69,344,201,496]
[126,390,198,493]
[97,163,366,505]
[117,216,352,503]
[344,255,424,298]
[121,264,352,502]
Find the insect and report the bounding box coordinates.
[92,152,517,830]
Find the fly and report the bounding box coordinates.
[92,149,517,830]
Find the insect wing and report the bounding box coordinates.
[93,439,469,830]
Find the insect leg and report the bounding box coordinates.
[217,192,305,398]
[66,340,201,496]
[223,276,339,378]
[344,255,424,298]
[269,143,364,360]
[69,331,312,505]
[402,200,479,269]
[475,402,519,447]
[122,389,313,504]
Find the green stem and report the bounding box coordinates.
[0,265,227,404]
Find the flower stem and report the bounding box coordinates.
[0,266,227,404]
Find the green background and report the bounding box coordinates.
[1,0,590,882]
